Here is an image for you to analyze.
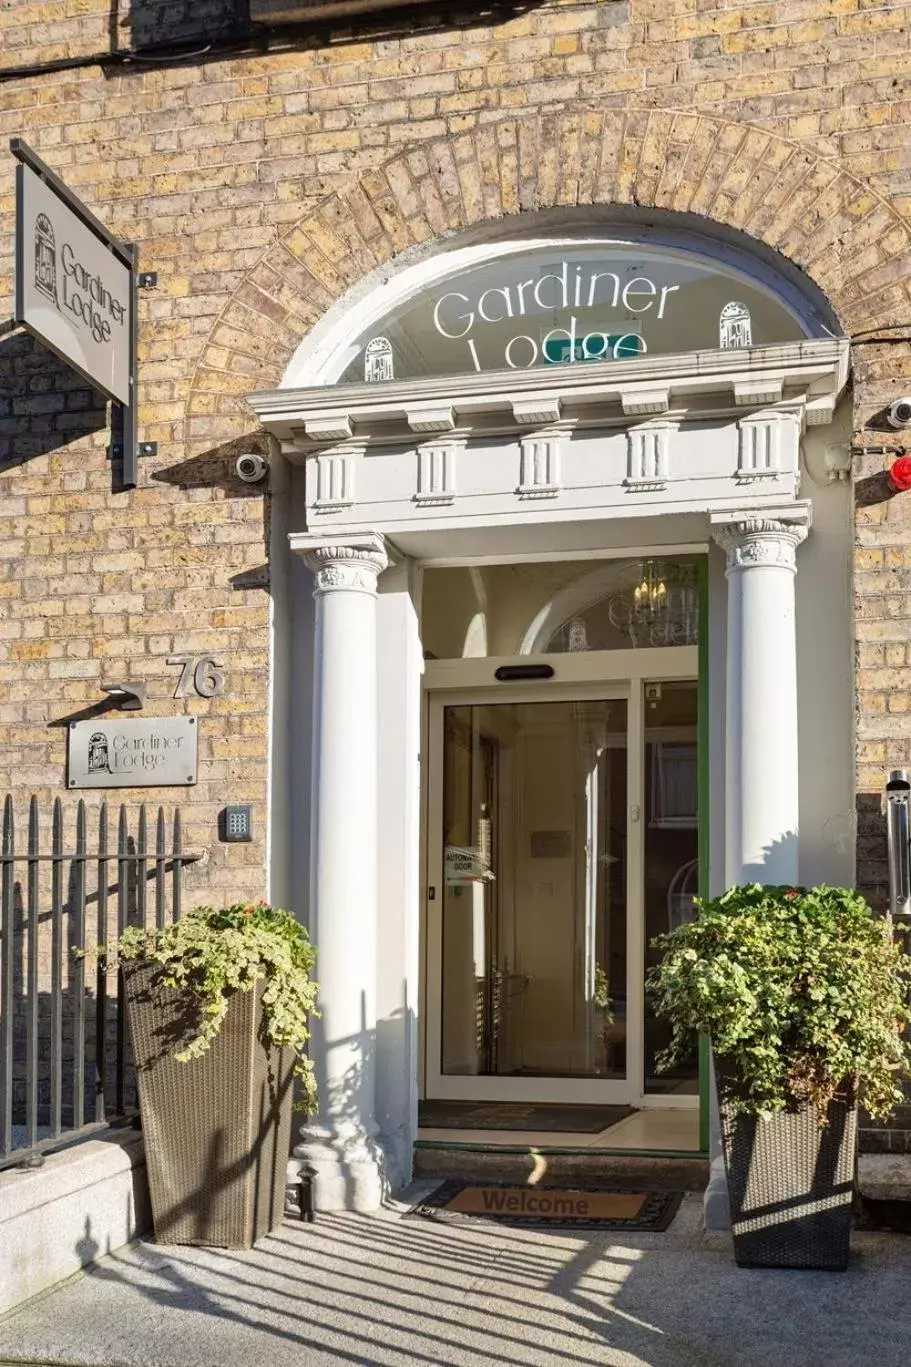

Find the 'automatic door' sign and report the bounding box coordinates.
[15,158,132,405]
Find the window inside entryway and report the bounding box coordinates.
[422,559,704,1110]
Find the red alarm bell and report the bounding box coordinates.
[888,455,911,492]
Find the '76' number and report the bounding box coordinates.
[167,656,226,699]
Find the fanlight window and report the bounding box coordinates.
[328,240,815,387]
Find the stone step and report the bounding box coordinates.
[413,1142,708,1191]
[856,1155,911,1233]
[858,1154,911,1202]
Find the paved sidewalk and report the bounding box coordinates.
[3,1186,911,1367]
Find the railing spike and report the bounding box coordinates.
[2,794,13,857]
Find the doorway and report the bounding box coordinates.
[423,661,700,1111]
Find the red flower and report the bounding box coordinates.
[243,906,254,916]
[784,888,799,899]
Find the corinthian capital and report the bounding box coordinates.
[291,533,388,595]
[712,517,808,574]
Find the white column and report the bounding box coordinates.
[704,515,808,1229]
[292,533,389,1211]
[374,561,423,1191]
[713,516,808,886]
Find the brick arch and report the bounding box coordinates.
[185,106,911,446]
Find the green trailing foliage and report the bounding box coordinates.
[593,962,614,1020]
[647,883,911,1121]
[116,901,319,1112]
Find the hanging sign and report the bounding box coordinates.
[67,717,198,789]
[14,147,132,404]
[11,139,140,485]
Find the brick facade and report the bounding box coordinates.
[1,0,910,1129]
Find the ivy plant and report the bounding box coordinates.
[117,901,319,1111]
[647,883,911,1120]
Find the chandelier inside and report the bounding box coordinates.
[565,559,699,650]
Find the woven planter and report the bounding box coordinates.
[717,1065,856,1271]
[123,960,295,1248]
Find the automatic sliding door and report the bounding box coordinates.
[439,699,628,1083]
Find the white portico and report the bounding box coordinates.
[249,223,854,1216]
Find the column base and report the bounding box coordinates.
[703,1154,731,1230]
[292,1125,394,1212]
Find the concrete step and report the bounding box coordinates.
[413,1142,708,1190]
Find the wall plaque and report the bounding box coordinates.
[68,717,197,789]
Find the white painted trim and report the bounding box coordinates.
[424,697,445,1101]
[627,678,646,1106]
[417,662,431,1102]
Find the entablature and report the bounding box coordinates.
[248,338,849,456]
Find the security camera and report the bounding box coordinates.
[887,398,911,429]
[235,453,268,483]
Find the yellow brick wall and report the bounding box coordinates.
[0,0,909,904]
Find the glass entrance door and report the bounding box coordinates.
[424,679,699,1106]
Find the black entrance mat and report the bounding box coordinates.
[408,1179,684,1231]
[418,1100,634,1133]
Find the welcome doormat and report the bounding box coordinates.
[408,1180,684,1231]
[417,1101,634,1133]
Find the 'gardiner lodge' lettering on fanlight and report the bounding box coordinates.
[432,260,680,371]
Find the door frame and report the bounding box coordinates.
[421,646,699,1110]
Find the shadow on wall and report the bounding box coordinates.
[740,831,800,887]
[0,331,107,472]
[111,0,559,59]
[857,792,888,912]
[150,431,271,501]
[110,0,245,53]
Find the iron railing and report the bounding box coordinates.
[0,796,198,1170]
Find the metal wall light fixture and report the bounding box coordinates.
[100,682,145,711]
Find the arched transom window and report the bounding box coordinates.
[295,229,835,389]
